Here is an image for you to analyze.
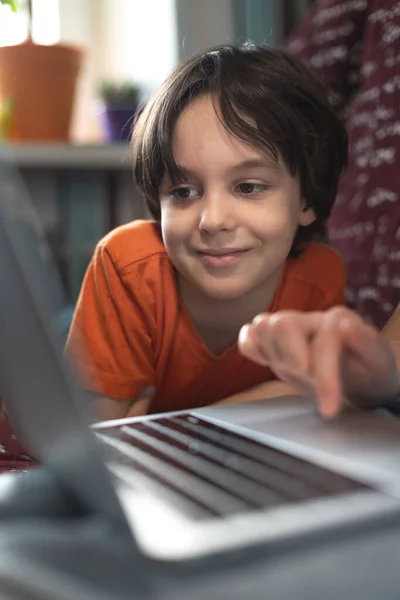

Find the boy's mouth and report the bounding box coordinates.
[196,248,249,267]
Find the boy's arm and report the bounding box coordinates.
[89,388,155,422]
[90,386,155,421]
[213,380,298,407]
[66,243,156,423]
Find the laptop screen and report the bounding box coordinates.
[0,146,125,524]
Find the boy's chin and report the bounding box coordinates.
[198,281,254,302]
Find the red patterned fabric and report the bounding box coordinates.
[0,408,37,475]
[287,0,400,328]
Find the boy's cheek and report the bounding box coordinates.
[161,214,194,248]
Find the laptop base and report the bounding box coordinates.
[0,466,399,600]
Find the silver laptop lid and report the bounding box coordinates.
[0,147,126,526]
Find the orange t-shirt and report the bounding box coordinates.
[66,220,346,414]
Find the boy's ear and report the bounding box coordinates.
[298,200,316,227]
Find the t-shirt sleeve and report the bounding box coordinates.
[278,244,347,313]
[65,243,156,400]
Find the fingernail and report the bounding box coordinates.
[319,398,339,420]
[252,313,269,326]
[238,324,250,345]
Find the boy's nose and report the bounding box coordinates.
[198,194,235,234]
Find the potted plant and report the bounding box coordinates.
[0,0,83,141]
[99,81,142,143]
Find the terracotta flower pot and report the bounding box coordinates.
[0,42,83,141]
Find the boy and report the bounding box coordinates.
[66,44,348,421]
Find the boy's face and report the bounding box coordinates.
[159,95,315,303]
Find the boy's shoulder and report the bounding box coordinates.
[97,220,166,272]
[287,242,346,289]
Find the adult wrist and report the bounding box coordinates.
[378,387,400,414]
[369,370,400,414]
[346,374,400,413]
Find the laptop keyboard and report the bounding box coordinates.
[96,414,370,521]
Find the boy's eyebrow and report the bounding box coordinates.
[229,158,282,173]
[174,157,282,180]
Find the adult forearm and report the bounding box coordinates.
[381,306,400,374]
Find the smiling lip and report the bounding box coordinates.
[196,248,249,267]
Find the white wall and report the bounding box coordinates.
[0,0,59,46]
[59,0,99,141]
[57,0,236,141]
[58,0,179,141]
[97,0,177,91]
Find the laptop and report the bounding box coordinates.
[1,147,400,563]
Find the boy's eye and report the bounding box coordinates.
[171,187,199,200]
[237,183,268,195]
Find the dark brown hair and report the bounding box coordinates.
[132,43,348,256]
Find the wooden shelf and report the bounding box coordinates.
[6,143,133,170]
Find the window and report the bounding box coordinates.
[0,0,59,47]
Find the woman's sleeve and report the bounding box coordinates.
[285,0,369,116]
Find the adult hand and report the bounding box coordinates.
[238,307,399,418]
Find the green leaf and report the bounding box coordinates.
[99,80,142,105]
[0,0,18,11]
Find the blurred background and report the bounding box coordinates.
[0,0,316,304]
